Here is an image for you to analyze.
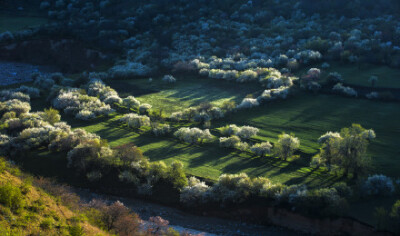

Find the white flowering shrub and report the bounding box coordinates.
[87,79,120,102]
[180,177,210,206]
[220,124,241,136]
[108,62,152,79]
[237,98,259,109]
[120,113,150,128]
[162,75,177,83]
[328,72,343,83]
[362,174,395,196]
[332,83,358,97]
[75,110,95,120]
[0,134,10,154]
[122,96,140,109]
[0,90,30,102]
[191,59,210,70]
[361,129,376,140]
[306,68,321,80]
[52,89,114,119]
[152,124,171,136]
[236,126,259,139]
[366,92,379,99]
[1,99,31,115]
[174,127,213,144]
[237,70,258,83]
[318,131,341,143]
[14,86,40,98]
[104,95,122,105]
[274,133,300,160]
[250,142,273,156]
[257,86,290,102]
[139,103,152,114]
[170,111,183,121]
[219,135,241,148]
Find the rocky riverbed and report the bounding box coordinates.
[77,190,299,236]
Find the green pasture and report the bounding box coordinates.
[325,62,400,88]
[107,76,262,114]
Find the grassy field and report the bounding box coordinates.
[108,76,262,114]
[0,15,48,32]
[65,91,399,184]
[64,114,340,187]
[214,92,400,177]
[324,62,400,88]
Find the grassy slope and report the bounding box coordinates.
[0,166,108,235]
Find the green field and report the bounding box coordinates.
[324,62,400,88]
[108,76,262,114]
[0,15,48,32]
[66,92,399,182]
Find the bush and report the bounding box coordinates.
[162,75,177,83]
[250,142,273,156]
[236,126,259,139]
[108,62,152,79]
[332,83,358,97]
[274,133,300,160]
[122,96,140,110]
[0,182,25,213]
[174,127,213,144]
[237,98,259,109]
[180,177,210,206]
[362,174,395,196]
[120,113,150,129]
[219,136,241,148]
[220,124,241,136]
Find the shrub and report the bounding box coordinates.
[1,99,31,115]
[274,133,300,160]
[180,177,210,206]
[250,142,273,156]
[104,95,122,105]
[14,86,40,98]
[332,83,358,97]
[0,90,30,102]
[220,124,241,136]
[120,113,150,128]
[174,127,213,144]
[219,135,241,148]
[257,86,290,102]
[162,75,177,83]
[237,98,259,109]
[236,126,259,139]
[0,182,25,213]
[42,108,61,125]
[167,161,188,190]
[139,103,152,114]
[122,96,140,110]
[152,123,171,136]
[75,110,95,120]
[237,70,258,82]
[108,62,152,79]
[363,174,395,196]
